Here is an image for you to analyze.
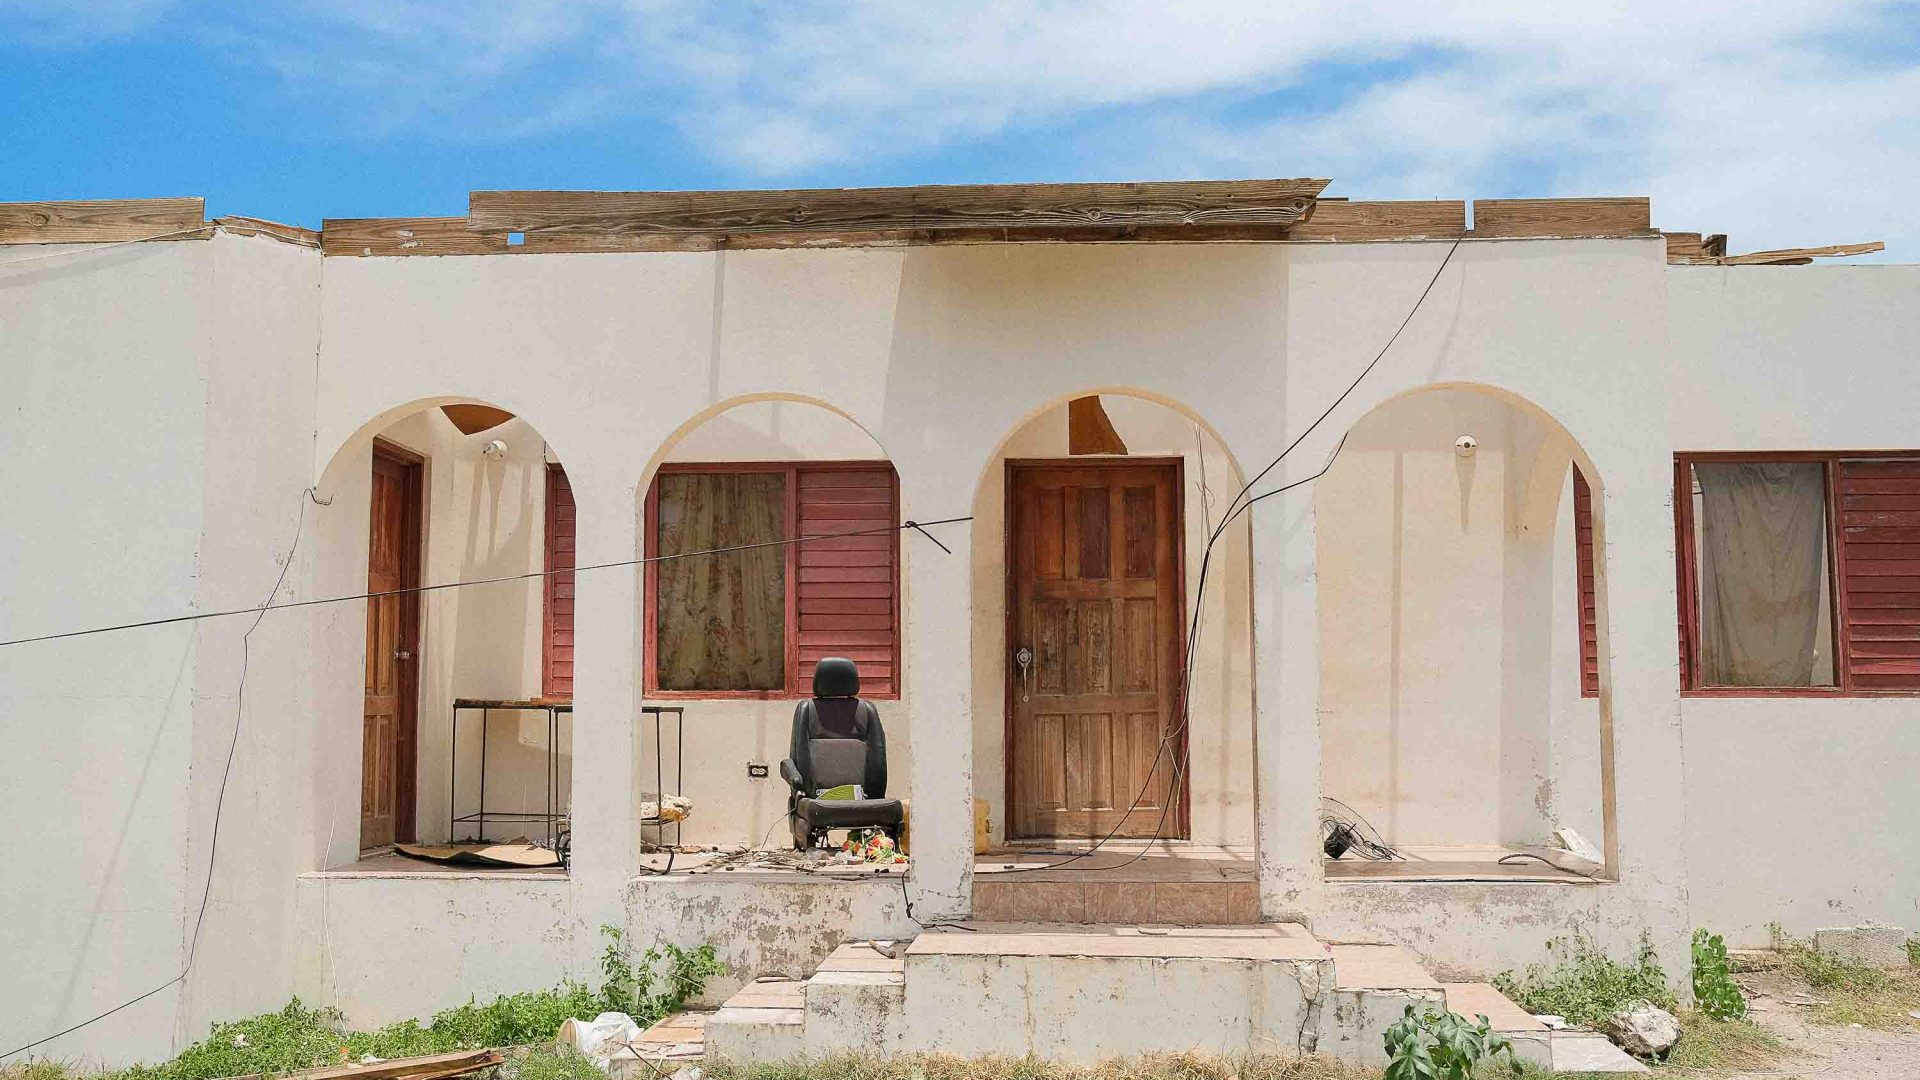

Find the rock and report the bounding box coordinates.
[1602,1000,1680,1059]
[1813,922,1912,969]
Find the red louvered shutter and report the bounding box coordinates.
[1573,467,1600,697]
[794,465,900,696]
[543,463,577,699]
[1836,458,1920,690]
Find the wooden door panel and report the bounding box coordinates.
[362,444,421,852]
[1009,461,1185,840]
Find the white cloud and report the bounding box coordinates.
[108,1,1920,255]
[0,0,173,43]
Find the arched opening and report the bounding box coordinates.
[1316,383,1611,879]
[970,392,1257,861]
[311,400,575,872]
[635,396,903,851]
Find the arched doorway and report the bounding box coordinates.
[1315,383,1612,878]
[971,392,1256,850]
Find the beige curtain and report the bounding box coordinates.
[655,472,786,690]
[1695,462,1831,686]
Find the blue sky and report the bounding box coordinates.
[4,1,1918,257]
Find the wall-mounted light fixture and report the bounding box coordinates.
[481,438,508,461]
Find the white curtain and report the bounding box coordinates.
[1695,462,1830,686]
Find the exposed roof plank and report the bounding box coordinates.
[1288,200,1466,241]
[469,178,1329,241]
[0,198,207,244]
[1717,241,1884,266]
[1472,197,1653,238]
[321,217,507,257]
[1664,231,1728,263]
[216,215,321,248]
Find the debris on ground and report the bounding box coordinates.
[556,1013,641,1072]
[215,1050,505,1080]
[1601,1000,1680,1058]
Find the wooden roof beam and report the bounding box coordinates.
[467,178,1329,247]
[0,198,207,244]
[1471,197,1653,238]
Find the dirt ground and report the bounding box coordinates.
[1702,970,1920,1079]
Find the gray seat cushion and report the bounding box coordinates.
[796,796,904,831]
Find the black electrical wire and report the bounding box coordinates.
[2,507,970,1057]
[2,487,318,1062]
[0,516,973,650]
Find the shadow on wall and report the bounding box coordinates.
[1316,386,1605,850]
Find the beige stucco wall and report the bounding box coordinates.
[1317,386,1603,848]
[9,229,1920,1068]
[1667,265,1920,946]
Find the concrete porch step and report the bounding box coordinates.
[703,978,805,1062]
[900,924,1331,1062]
[705,926,1645,1073]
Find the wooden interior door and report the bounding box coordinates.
[1008,459,1186,839]
[362,442,422,851]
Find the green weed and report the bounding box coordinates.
[1689,930,1747,1021]
[1492,931,1674,1029]
[1383,1006,1513,1080]
[5,928,724,1080]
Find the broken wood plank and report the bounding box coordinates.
[213,1049,502,1080]
[321,217,508,257]
[1472,197,1652,238]
[0,198,207,244]
[216,215,321,248]
[469,179,1329,242]
[1718,241,1884,266]
[1289,199,1466,241]
[1664,231,1727,263]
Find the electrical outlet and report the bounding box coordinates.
[747,762,769,779]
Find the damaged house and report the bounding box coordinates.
[0,181,1914,1070]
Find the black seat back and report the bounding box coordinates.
[789,657,888,798]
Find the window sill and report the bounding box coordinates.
[1681,688,1920,698]
[643,690,901,702]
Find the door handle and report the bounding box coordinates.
[1015,646,1033,703]
[395,649,412,660]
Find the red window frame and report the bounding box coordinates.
[1675,450,1920,696]
[642,460,902,700]
[1573,467,1599,697]
[542,463,576,701]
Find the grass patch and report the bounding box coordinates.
[1772,926,1920,1030]
[1663,1010,1789,1074]
[1492,932,1675,1029]
[703,1053,1378,1080]
[3,930,722,1080]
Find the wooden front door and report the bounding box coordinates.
[362,441,422,851]
[1007,459,1187,839]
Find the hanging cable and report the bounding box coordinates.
[1,486,319,1062]
[0,515,971,650]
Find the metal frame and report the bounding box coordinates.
[639,705,687,848]
[449,699,570,850]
